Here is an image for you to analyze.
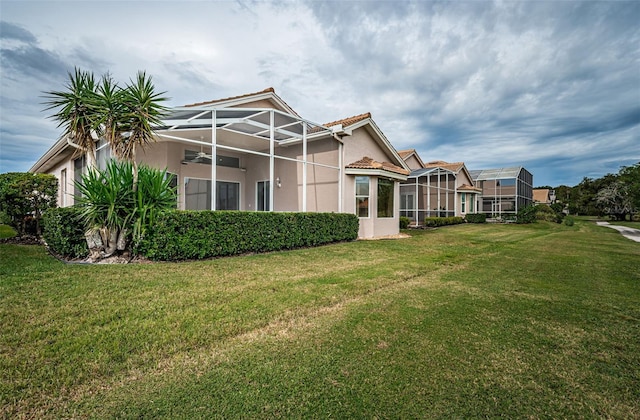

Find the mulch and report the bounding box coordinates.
[0,235,43,245]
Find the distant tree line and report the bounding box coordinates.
[542,162,640,220]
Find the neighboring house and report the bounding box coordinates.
[397,150,481,223]
[533,188,555,205]
[469,167,533,217]
[30,88,410,239]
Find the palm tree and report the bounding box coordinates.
[113,71,168,190]
[43,68,99,168]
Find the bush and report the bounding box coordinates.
[465,213,487,223]
[42,207,88,258]
[516,205,537,224]
[399,216,411,229]
[535,204,564,223]
[136,211,359,261]
[0,172,58,236]
[564,216,575,227]
[422,217,465,228]
[75,160,177,256]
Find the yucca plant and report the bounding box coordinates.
[75,160,135,258]
[132,165,176,243]
[75,160,176,259]
[43,68,100,168]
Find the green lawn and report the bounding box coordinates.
[0,224,16,239]
[1,220,639,418]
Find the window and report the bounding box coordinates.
[166,173,178,208]
[355,176,369,218]
[400,193,414,218]
[73,156,86,198]
[377,178,394,218]
[469,195,474,212]
[257,180,270,211]
[185,178,239,210]
[461,193,466,213]
[184,150,240,168]
[96,138,111,170]
[217,181,239,210]
[60,169,67,207]
[185,178,211,210]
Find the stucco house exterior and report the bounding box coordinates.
[397,150,481,222]
[30,88,410,239]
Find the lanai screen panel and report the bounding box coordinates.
[155,107,340,212]
[400,167,457,222]
[471,167,533,216]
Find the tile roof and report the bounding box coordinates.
[183,87,276,108]
[425,160,465,172]
[324,112,371,128]
[533,189,550,202]
[397,149,415,159]
[346,156,410,176]
[458,184,482,192]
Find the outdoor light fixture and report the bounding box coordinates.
[276,177,282,188]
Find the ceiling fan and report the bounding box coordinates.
[183,147,213,164]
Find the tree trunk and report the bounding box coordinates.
[116,228,128,251]
[102,227,118,257]
[85,228,103,261]
[132,144,138,192]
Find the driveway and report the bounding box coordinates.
[596,221,640,243]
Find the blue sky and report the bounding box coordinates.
[1,0,638,187]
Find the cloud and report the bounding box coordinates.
[0,1,638,186]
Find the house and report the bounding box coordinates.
[469,167,533,217]
[30,88,410,239]
[397,150,481,223]
[533,188,555,205]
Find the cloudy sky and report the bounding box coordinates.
[1,0,638,187]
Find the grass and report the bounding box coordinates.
[0,225,16,239]
[1,220,639,418]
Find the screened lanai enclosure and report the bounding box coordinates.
[469,167,533,217]
[153,107,344,213]
[399,167,457,222]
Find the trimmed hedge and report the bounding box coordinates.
[464,213,487,223]
[423,216,465,227]
[136,211,359,261]
[42,207,88,259]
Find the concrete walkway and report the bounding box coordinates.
[596,221,640,243]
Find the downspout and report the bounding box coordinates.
[211,110,217,211]
[333,133,344,213]
[302,123,307,212]
[269,110,275,212]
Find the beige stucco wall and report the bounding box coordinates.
[355,177,401,238]
[404,154,423,170]
[343,126,393,165]
[45,159,74,207]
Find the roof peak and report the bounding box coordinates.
[324,112,371,128]
[183,87,276,108]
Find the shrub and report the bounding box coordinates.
[465,213,487,223]
[516,205,537,224]
[42,207,88,258]
[564,216,575,227]
[0,172,58,236]
[75,160,176,256]
[136,211,359,261]
[422,217,465,228]
[399,216,411,229]
[535,204,564,223]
